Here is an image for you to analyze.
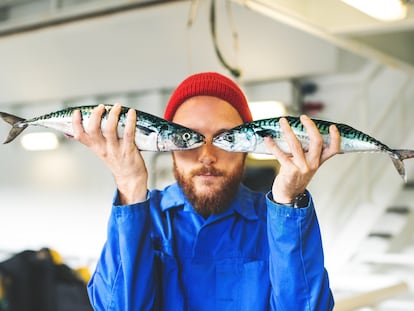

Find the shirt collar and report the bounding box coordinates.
[159,183,259,221]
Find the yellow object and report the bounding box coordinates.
[75,267,92,284]
[48,249,63,265]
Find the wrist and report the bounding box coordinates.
[115,175,148,205]
[273,191,309,209]
[117,188,148,205]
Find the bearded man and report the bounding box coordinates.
[73,72,340,310]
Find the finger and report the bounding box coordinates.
[279,117,306,161]
[104,103,122,141]
[264,136,292,165]
[123,108,137,146]
[300,115,323,165]
[320,124,341,164]
[87,104,106,136]
[72,109,84,140]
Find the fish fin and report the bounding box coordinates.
[256,129,277,137]
[137,125,156,136]
[394,149,414,161]
[0,112,28,144]
[64,133,74,139]
[390,149,414,182]
[391,157,406,182]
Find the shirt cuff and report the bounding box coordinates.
[266,190,313,219]
[112,189,150,207]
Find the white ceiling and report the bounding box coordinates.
[0,0,370,104]
[0,0,413,104]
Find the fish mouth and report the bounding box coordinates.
[191,140,206,149]
[211,135,227,148]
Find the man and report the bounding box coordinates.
[72,72,340,310]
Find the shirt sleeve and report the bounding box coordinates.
[266,191,335,311]
[87,190,156,311]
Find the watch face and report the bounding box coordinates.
[294,193,309,209]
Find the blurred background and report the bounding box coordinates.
[0,0,414,310]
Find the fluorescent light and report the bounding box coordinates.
[248,101,286,160]
[248,153,276,161]
[342,0,407,22]
[20,132,59,150]
[248,100,286,121]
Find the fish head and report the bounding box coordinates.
[212,128,257,152]
[159,126,206,151]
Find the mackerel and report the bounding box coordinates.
[0,105,206,151]
[212,116,414,181]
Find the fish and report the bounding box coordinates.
[212,116,414,181]
[0,105,206,151]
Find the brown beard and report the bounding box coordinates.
[173,158,245,218]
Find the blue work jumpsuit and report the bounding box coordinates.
[87,183,334,310]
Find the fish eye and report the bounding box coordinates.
[225,133,234,143]
[182,132,191,141]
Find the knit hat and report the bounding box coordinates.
[164,72,253,123]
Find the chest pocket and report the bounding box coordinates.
[218,260,270,311]
[183,259,270,311]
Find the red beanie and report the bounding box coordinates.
[164,72,253,123]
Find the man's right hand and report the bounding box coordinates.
[72,103,149,205]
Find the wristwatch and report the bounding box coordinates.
[293,192,309,209]
[274,192,309,209]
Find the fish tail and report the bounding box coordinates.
[389,149,414,182]
[0,112,28,144]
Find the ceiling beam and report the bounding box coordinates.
[233,0,414,75]
[0,0,185,37]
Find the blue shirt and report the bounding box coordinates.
[87,183,334,310]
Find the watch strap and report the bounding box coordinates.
[293,192,309,209]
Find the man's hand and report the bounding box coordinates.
[72,103,148,205]
[266,115,340,205]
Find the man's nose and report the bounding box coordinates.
[198,140,218,165]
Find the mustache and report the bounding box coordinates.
[191,166,225,177]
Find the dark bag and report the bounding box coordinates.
[0,248,92,311]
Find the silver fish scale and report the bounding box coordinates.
[311,118,390,151]
[253,116,390,151]
[1,105,206,151]
[109,106,178,134]
[34,106,95,121]
[211,115,414,181]
[33,105,172,132]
